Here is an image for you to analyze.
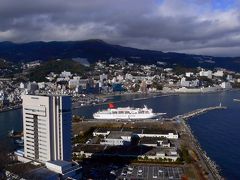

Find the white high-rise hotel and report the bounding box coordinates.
[22,95,72,163]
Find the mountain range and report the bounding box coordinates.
[0,39,239,71]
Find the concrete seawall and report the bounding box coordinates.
[179,106,226,180]
[171,105,227,121]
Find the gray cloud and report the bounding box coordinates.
[1,0,240,56]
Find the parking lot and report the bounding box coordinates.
[116,165,184,180]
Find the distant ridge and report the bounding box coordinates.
[0,39,239,71]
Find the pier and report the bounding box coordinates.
[170,105,227,121]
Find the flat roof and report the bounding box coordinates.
[73,144,180,158]
[123,127,177,134]
[46,160,72,167]
[94,127,122,133]
[23,94,71,97]
[107,131,132,139]
[140,137,167,144]
[73,144,106,153]
[133,129,177,135]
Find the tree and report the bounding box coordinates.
[180,146,192,163]
[131,135,140,146]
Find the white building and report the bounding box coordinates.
[38,82,45,89]
[199,70,212,79]
[185,72,194,77]
[68,76,81,88]
[22,95,72,163]
[220,82,232,89]
[60,71,72,78]
[100,131,132,146]
[93,129,110,137]
[27,82,39,93]
[116,75,124,82]
[164,68,173,72]
[125,73,133,80]
[136,130,178,139]
[100,74,108,82]
[19,82,25,89]
[180,77,199,87]
[213,70,224,77]
[45,160,81,179]
[227,75,233,81]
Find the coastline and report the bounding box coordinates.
[183,120,222,179]
[0,105,22,113]
[2,88,239,112]
[176,105,226,179]
[72,88,236,109]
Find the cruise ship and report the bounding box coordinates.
[93,103,166,120]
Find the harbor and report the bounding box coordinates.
[73,104,226,179]
[0,91,240,178]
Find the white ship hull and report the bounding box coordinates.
[93,113,159,120]
[93,105,166,120]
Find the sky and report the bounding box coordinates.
[1,0,240,57]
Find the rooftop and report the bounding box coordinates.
[46,160,72,167]
[94,127,122,133]
[107,131,132,139]
[132,128,177,135]
[73,144,106,153]
[140,137,167,144]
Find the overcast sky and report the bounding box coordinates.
[1,0,240,56]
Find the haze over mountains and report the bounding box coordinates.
[0,40,239,71]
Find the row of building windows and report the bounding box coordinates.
[39,147,47,153]
[38,138,47,143]
[26,151,35,156]
[38,135,46,139]
[24,108,46,113]
[26,131,34,136]
[25,113,46,117]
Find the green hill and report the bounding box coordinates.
[28,59,90,82]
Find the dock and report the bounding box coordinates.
[171,105,227,121]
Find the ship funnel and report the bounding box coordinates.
[108,103,116,109]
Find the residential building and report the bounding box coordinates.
[199,70,212,79]
[213,70,224,77]
[220,82,232,89]
[100,131,132,146]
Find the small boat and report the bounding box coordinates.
[233,99,240,102]
[8,129,23,138]
[15,137,24,146]
[8,129,14,137]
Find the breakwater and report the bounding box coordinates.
[170,105,227,121]
[183,120,223,180]
[179,106,226,180]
